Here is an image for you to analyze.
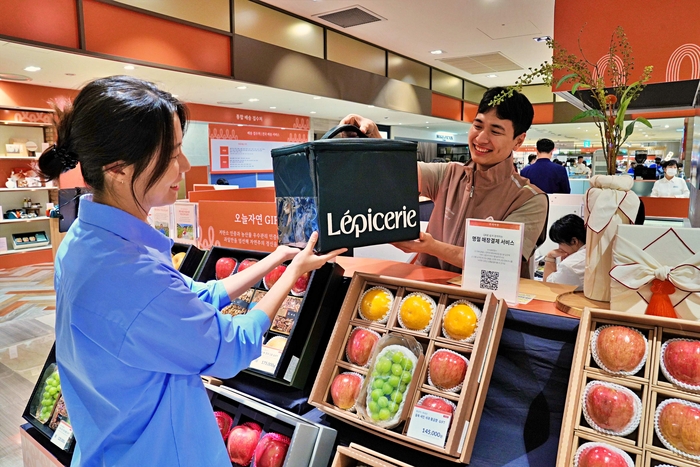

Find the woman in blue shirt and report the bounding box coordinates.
[37,76,345,467]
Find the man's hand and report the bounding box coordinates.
[339,114,382,139]
[547,248,570,261]
[392,232,435,254]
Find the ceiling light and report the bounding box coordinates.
[310,111,316,114]
[577,127,581,129]
[248,98,259,102]
[313,96,322,100]
[236,85,247,90]
[426,126,430,129]
[23,66,41,72]
[485,74,498,78]
[425,121,430,124]
[124,65,135,70]
[269,106,277,109]
[533,36,551,42]
[430,50,445,55]
[0,73,31,82]
[368,105,375,108]
[217,101,242,105]
[664,125,669,128]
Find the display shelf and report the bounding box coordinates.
[0,216,49,224]
[0,245,52,255]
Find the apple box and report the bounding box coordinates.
[197,246,345,388]
[308,272,507,463]
[271,125,420,253]
[556,308,700,467]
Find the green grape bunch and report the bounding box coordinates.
[37,370,61,423]
[365,345,417,426]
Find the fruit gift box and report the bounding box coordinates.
[331,443,414,467]
[197,246,345,388]
[206,383,336,467]
[309,273,507,464]
[22,344,75,456]
[171,242,206,278]
[557,308,700,467]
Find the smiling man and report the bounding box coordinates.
[341,87,548,276]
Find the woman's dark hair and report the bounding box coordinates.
[478,87,534,137]
[662,159,678,169]
[38,75,187,207]
[549,214,586,246]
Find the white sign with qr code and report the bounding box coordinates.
[462,219,524,305]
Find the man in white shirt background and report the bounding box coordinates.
[650,159,690,198]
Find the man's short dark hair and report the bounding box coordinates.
[536,138,555,154]
[478,87,534,137]
[662,159,678,169]
[577,155,584,161]
[655,157,662,163]
[549,214,586,246]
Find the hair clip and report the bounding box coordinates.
[45,144,79,172]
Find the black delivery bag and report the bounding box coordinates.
[271,125,420,253]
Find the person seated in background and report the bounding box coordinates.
[627,161,637,175]
[574,155,591,176]
[543,214,586,290]
[651,159,690,198]
[520,138,571,194]
[553,159,564,166]
[340,87,548,277]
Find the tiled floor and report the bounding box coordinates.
[0,263,56,467]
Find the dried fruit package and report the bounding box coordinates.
[356,333,423,429]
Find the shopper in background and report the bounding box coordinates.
[340,87,548,277]
[574,155,591,176]
[627,161,637,175]
[520,138,571,194]
[543,214,587,290]
[649,156,663,178]
[37,76,345,467]
[527,154,537,165]
[651,159,690,198]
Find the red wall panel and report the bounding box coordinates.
[431,93,462,121]
[82,0,230,76]
[0,0,78,48]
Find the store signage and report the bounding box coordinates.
[173,202,198,246]
[406,406,452,447]
[583,140,591,148]
[462,219,524,305]
[435,132,455,142]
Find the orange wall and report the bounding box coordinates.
[0,0,79,48]
[0,82,78,110]
[554,0,700,86]
[431,93,462,121]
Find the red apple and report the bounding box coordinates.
[227,422,262,465]
[214,411,233,440]
[662,339,700,387]
[595,326,646,373]
[216,257,237,280]
[346,328,380,367]
[330,372,363,410]
[584,382,637,433]
[576,443,632,467]
[238,258,258,272]
[291,271,311,296]
[657,400,700,456]
[263,265,286,290]
[252,433,290,467]
[417,396,455,415]
[429,349,468,391]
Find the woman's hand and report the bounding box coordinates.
[271,245,301,263]
[287,232,347,277]
[339,114,382,139]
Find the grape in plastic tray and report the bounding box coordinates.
[356,333,423,429]
[30,364,61,424]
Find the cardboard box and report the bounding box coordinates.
[309,273,507,463]
[557,308,700,467]
[206,384,336,467]
[197,246,345,388]
[332,443,414,467]
[611,225,700,321]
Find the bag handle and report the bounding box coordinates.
[321,124,369,140]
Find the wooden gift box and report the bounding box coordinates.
[557,308,700,467]
[332,443,414,467]
[206,383,336,467]
[309,273,507,464]
[197,246,345,388]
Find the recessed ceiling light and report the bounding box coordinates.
[24,66,41,72]
[217,101,243,105]
[236,85,247,90]
[485,74,498,78]
[425,121,430,124]
[248,98,259,102]
[426,126,430,129]
[313,96,321,100]
[664,125,669,128]
[269,106,277,109]
[577,127,581,129]
[398,123,402,125]
[430,50,444,55]
[368,105,375,108]
[124,65,135,70]
[533,36,551,42]
[310,111,316,114]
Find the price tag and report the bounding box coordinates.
[50,420,74,451]
[406,406,452,447]
[249,345,283,374]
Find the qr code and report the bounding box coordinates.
[480,270,499,290]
